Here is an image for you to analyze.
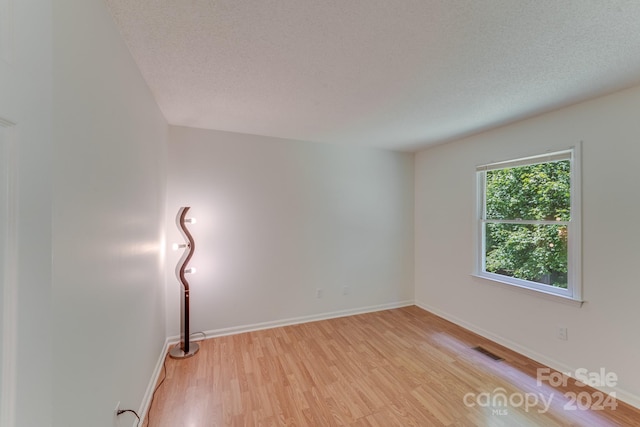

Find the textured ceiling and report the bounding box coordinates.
[105,1,640,151]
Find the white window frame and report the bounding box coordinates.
[474,146,582,304]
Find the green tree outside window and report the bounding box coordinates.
[484,160,570,288]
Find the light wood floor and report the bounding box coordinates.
[144,306,640,426]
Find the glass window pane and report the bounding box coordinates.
[485,160,571,221]
[485,223,568,289]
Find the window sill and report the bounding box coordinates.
[471,274,585,307]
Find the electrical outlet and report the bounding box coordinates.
[342,286,350,296]
[316,288,323,298]
[557,327,568,341]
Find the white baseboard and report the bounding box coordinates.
[166,300,416,345]
[414,300,640,410]
[137,338,171,427]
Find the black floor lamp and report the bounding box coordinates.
[169,206,200,359]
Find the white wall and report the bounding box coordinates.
[52,1,167,426]
[0,1,53,426]
[166,126,414,337]
[415,84,640,406]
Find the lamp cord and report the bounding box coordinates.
[143,353,169,427]
[141,332,206,426]
[116,409,140,426]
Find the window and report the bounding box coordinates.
[475,148,581,301]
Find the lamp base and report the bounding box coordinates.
[169,342,200,359]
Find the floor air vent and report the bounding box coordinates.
[472,346,504,361]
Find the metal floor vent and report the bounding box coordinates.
[472,346,504,361]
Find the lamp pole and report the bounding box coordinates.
[169,206,200,359]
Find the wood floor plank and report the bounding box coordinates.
[144,306,640,426]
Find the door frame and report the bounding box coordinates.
[0,117,17,427]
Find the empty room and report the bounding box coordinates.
[2,1,640,426]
